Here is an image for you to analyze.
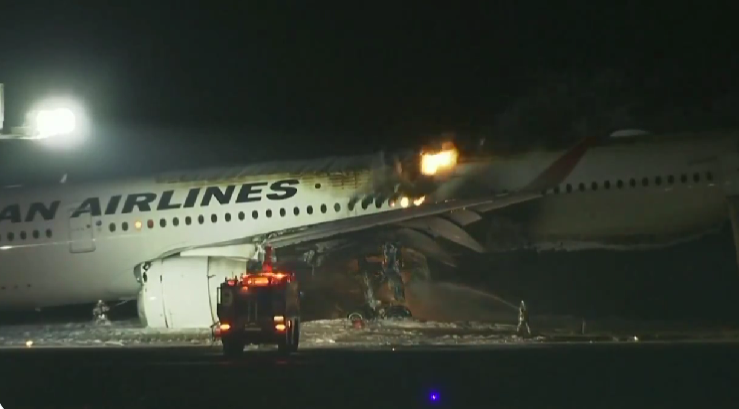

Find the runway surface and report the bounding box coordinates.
[0,341,737,408]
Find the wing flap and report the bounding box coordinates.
[398,216,486,253]
[266,192,540,248]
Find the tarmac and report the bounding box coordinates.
[1,340,737,408]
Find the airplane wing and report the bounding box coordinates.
[170,192,540,261]
[171,136,595,261]
[264,192,540,249]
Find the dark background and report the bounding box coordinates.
[1,2,738,323]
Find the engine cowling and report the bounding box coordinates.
[137,256,247,328]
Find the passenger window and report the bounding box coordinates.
[641,177,649,187]
[211,214,217,223]
[198,215,204,224]
[147,220,154,229]
[280,208,286,217]
[225,213,232,222]
[334,203,341,212]
[20,231,26,240]
[7,232,14,241]
[655,176,662,186]
[566,184,572,193]
[375,198,383,209]
[122,222,129,231]
[578,183,585,192]
[160,218,167,228]
[45,229,52,238]
[266,209,273,218]
[630,178,636,188]
[667,175,674,184]
[32,230,39,239]
[252,210,258,219]
[591,182,598,191]
[314,183,322,189]
[320,204,327,213]
[554,186,560,194]
[293,207,300,216]
[616,180,623,189]
[706,172,713,182]
[110,223,116,232]
[693,173,700,183]
[238,212,245,221]
[348,202,355,211]
[681,174,687,183]
[173,217,180,226]
[185,216,192,225]
[307,205,314,215]
[604,181,610,190]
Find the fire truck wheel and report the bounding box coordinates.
[222,338,245,358]
[278,318,299,354]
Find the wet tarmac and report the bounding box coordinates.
[0,340,737,408]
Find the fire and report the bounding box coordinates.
[420,142,458,176]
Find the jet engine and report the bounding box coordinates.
[137,256,246,328]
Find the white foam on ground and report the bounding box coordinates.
[0,318,527,348]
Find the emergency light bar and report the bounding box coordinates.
[224,272,293,287]
[246,276,270,286]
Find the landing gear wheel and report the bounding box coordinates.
[278,318,300,354]
[347,312,364,321]
[222,338,245,358]
[385,305,412,319]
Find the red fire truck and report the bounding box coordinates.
[213,252,300,357]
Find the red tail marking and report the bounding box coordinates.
[522,136,598,193]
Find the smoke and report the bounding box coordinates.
[404,280,519,322]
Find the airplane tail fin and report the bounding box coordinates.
[521,136,599,194]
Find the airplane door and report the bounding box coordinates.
[68,208,95,253]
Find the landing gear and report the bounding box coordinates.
[384,305,412,319]
[92,300,110,325]
[351,242,412,321]
[382,242,406,303]
[346,303,412,322]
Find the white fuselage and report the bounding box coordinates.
[0,169,394,309]
[465,134,739,251]
[0,134,737,313]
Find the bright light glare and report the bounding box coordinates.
[420,143,458,176]
[400,196,410,208]
[413,196,425,206]
[35,108,76,138]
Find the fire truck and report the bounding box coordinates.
[213,249,300,357]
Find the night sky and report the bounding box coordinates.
[0,2,736,183]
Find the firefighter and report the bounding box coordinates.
[517,300,531,337]
[92,300,110,325]
[382,242,405,303]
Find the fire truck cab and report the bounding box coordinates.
[214,268,301,357]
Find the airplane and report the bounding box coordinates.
[0,137,555,328]
[444,130,739,256]
[1,130,737,329]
